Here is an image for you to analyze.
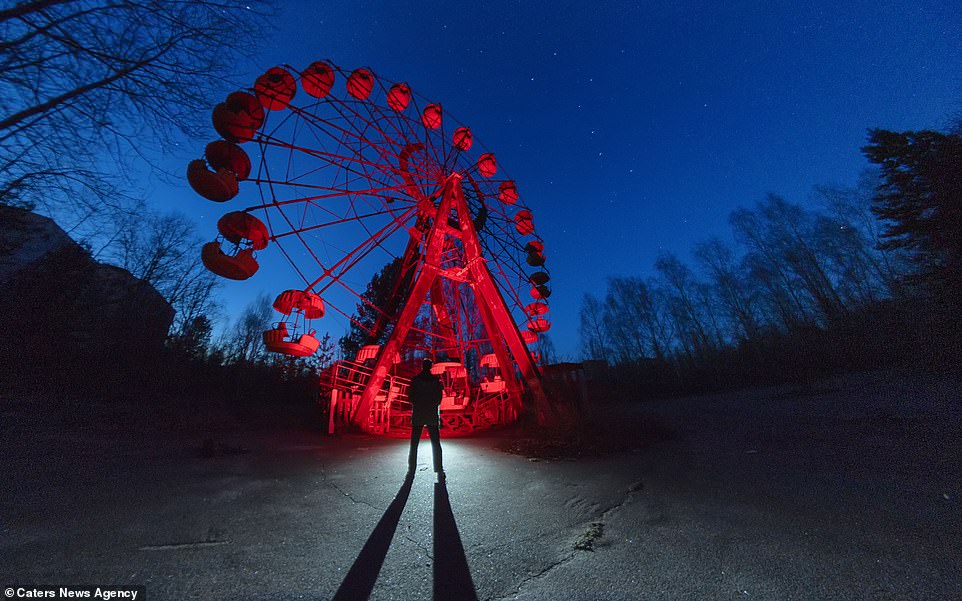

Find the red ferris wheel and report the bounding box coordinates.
[187,60,556,434]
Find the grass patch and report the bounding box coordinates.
[574,522,605,551]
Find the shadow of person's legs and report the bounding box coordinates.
[433,482,479,601]
[332,476,414,601]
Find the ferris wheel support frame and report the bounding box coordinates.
[351,173,556,430]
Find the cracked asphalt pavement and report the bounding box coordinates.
[2,371,961,600]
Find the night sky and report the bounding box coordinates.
[155,0,960,358]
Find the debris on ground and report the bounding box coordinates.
[574,522,605,551]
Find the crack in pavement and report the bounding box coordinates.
[493,480,645,600]
[139,540,231,551]
[596,479,645,522]
[400,533,433,559]
[318,470,382,512]
[493,550,577,601]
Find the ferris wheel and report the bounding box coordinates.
[187,60,555,430]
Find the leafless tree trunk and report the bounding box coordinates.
[815,172,911,297]
[694,238,761,341]
[221,293,273,364]
[578,292,611,361]
[655,252,718,353]
[0,0,271,223]
[602,277,672,363]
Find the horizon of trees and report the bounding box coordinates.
[7,125,958,392]
[579,125,962,395]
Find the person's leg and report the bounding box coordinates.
[427,425,442,473]
[408,423,423,471]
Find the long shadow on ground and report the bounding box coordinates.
[434,482,479,601]
[331,476,413,600]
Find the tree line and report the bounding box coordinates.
[580,126,962,397]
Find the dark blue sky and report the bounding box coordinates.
[158,0,960,358]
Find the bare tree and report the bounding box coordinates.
[0,0,271,223]
[602,277,671,362]
[536,333,558,367]
[655,252,719,354]
[731,199,822,326]
[762,196,847,321]
[221,293,273,364]
[578,292,611,361]
[694,238,761,341]
[101,209,219,334]
[815,172,911,296]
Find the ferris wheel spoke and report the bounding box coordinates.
[257,135,413,188]
[256,157,339,275]
[405,93,451,181]
[243,182,413,205]
[480,232,531,308]
[308,94,415,170]
[261,120,409,188]
[245,178,413,197]
[269,206,407,240]
[305,203,419,293]
[287,99,410,159]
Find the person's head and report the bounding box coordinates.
[421,358,433,373]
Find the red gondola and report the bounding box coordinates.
[218,211,269,250]
[201,211,269,280]
[524,302,549,316]
[347,68,374,100]
[301,61,335,98]
[453,127,473,151]
[521,330,538,345]
[526,241,546,266]
[205,141,251,181]
[515,209,535,235]
[187,159,238,202]
[499,180,518,204]
[212,91,264,143]
[478,153,497,177]
[526,251,545,267]
[255,67,296,110]
[201,243,256,280]
[272,289,325,319]
[263,323,320,357]
[530,284,551,300]
[529,271,550,286]
[524,240,544,254]
[526,318,551,333]
[387,83,411,112]
[421,103,442,129]
[263,289,325,357]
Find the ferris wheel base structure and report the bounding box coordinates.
[323,174,557,435]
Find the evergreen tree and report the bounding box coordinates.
[339,256,416,359]
[863,129,962,298]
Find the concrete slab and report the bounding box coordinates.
[2,371,960,600]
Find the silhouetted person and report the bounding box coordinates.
[408,358,444,480]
